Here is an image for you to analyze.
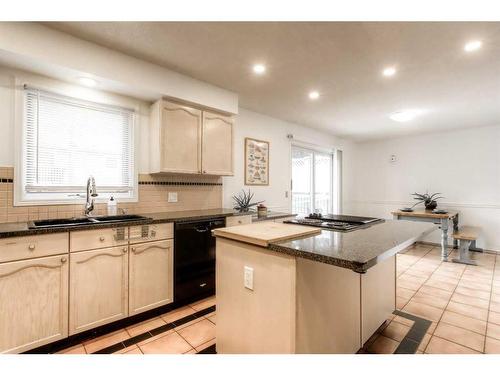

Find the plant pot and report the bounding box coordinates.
[235,207,250,213]
[425,201,438,210]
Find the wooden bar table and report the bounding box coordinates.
[391,209,459,262]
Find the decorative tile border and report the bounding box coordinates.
[138,181,222,186]
[392,310,432,354]
[33,305,217,354]
[0,178,13,183]
[92,305,217,354]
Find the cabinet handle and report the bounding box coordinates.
[202,170,206,174]
[28,244,36,251]
[99,236,105,242]
[200,283,207,287]
[238,220,242,224]
[61,257,67,263]
[131,247,136,253]
[122,248,128,253]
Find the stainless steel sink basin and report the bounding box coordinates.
[28,217,96,229]
[28,215,150,229]
[91,215,149,223]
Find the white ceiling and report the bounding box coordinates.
[44,22,500,141]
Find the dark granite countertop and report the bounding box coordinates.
[268,220,436,273]
[0,209,295,239]
[250,211,296,222]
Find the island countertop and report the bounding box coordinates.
[215,220,436,273]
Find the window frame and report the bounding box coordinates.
[14,77,140,206]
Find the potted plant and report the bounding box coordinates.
[411,192,444,210]
[232,189,264,212]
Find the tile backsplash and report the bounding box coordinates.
[0,167,223,223]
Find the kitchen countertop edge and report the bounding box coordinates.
[0,209,295,239]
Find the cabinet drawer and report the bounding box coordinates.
[0,233,69,263]
[129,223,173,244]
[70,227,128,252]
[225,215,253,227]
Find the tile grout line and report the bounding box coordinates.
[396,245,434,310]
[399,246,467,352]
[483,254,497,353]
[403,245,447,352]
[430,255,474,352]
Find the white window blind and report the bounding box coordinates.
[22,87,135,201]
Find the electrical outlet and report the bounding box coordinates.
[168,192,178,203]
[244,266,254,290]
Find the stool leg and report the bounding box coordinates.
[452,239,477,266]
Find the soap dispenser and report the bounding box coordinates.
[107,196,117,216]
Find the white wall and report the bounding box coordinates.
[223,108,352,212]
[346,125,500,251]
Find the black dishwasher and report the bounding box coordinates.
[174,218,225,304]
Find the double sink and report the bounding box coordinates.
[28,214,151,229]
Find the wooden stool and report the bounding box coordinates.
[452,226,481,265]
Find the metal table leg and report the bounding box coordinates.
[453,214,459,249]
[440,218,449,262]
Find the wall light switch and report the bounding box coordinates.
[168,192,178,203]
[244,266,254,290]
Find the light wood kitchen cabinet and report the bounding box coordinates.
[201,111,233,175]
[0,232,68,263]
[70,227,128,252]
[0,255,69,353]
[150,100,202,174]
[69,246,129,335]
[225,215,253,227]
[150,99,234,175]
[129,239,174,315]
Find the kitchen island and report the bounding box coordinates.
[213,219,436,354]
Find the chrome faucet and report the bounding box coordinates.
[85,176,98,216]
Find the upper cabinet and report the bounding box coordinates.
[202,111,233,175]
[150,100,233,176]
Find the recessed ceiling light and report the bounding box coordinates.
[308,91,320,100]
[78,77,97,87]
[389,109,422,123]
[464,40,482,52]
[382,66,396,77]
[252,64,266,74]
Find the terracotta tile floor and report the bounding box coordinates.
[368,243,500,354]
[57,296,216,354]
[57,243,500,354]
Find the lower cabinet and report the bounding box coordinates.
[0,255,69,353]
[69,246,129,335]
[129,239,174,315]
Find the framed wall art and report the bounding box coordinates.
[244,137,269,185]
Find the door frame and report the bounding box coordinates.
[290,142,337,215]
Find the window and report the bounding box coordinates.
[291,145,339,215]
[18,87,136,204]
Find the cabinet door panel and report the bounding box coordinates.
[161,102,201,173]
[129,240,173,315]
[0,255,68,353]
[69,246,129,335]
[202,111,233,175]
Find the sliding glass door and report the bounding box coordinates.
[291,145,335,215]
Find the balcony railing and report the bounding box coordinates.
[292,192,331,215]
